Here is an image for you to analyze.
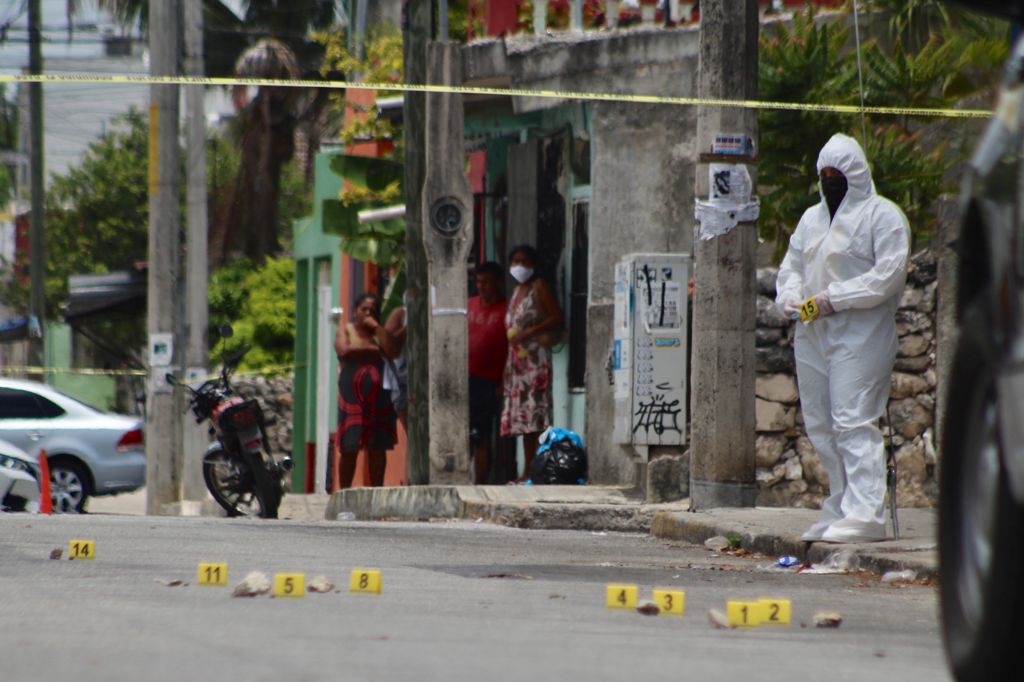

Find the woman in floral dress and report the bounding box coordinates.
[500,244,564,482]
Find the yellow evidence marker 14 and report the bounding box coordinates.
[68,539,95,560]
[349,569,382,594]
[726,600,763,627]
[197,562,229,586]
[652,589,685,616]
[758,598,791,625]
[605,584,638,609]
[273,573,306,598]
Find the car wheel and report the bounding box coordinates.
[940,306,1024,681]
[49,459,90,514]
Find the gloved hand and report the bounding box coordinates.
[782,299,802,320]
[814,291,834,316]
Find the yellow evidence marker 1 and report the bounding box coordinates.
[605,584,638,609]
[652,589,685,616]
[758,598,792,625]
[726,600,763,627]
[197,562,229,586]
[349,569,382,594]
[273,573,306,598]
[68,539,95,560]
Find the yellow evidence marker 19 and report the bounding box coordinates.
[605,584,638,609]
[68,539,95,560]
[197,562,229,586]
[349,569,382,594]
[273,573,306,598]
[726,600,763,627]
[758,598,791,625]
[652,589,685,616]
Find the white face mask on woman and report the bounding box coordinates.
[509,265,534,283]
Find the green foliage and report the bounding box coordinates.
[758,9,850,262]
[863,125,945,240]
[208,256,295,374]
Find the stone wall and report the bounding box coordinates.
[754,249,939,509]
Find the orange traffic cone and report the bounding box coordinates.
[37,449,53,514]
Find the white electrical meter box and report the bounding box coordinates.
[612,253,690,447]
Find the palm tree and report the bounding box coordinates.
[72,1,337,264]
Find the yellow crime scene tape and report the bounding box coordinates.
[0,363,297,379]
[0,72,994,120]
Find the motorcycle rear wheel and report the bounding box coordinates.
[203,452,267,518]
[940,307,1024,681]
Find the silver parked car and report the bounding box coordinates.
[0,378,145,513]
[0,437,41,512]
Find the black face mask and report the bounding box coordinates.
[821,175,848,219]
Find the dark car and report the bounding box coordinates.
[940,3,1024,681]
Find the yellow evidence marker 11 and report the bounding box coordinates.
[652,589,685,616]
[605,584,638,609]
[197,562,229,586]
[68,539,95,560]
[273,573,306,598]
[758,598,791,625]
[726,600,763,627]
[349,569,382,594]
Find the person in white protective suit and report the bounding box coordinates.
[775,133,910,543]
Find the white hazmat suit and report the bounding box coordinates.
[775,134,910,543]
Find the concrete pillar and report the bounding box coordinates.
[689,0,759,509]
[420,42,473,483]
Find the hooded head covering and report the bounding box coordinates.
[816,133,874,197]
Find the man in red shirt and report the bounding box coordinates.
[468,261,508,483]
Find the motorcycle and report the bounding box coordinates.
[166,330,291,519]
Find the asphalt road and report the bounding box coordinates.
[0,514,949,682]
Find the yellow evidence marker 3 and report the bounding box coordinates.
[652,589,686,616]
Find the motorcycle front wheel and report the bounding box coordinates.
[940,307,1024,681]
[203,452,269,518]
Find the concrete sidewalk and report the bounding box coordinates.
[85,485,938,580]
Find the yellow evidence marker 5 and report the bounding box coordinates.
[652,589,685,616]
[349,569,382,594]
[68,539,95,560]
[197,562,229,586]
[758,598,791,625]
[606,584,638,609]
[273,573,306,598]
[726,600,763,627]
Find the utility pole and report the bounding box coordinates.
[689,0,759,509]
[27,0,44,370]
[403,0,433,484]
[146,0,182,515]
[182,0,209,505]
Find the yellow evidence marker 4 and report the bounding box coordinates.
[606,584,638,609]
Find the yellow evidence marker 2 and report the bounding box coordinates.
[68,539,95,560]
[758,598,791,625]
[197,562,228,586]
[349,569,382,594]
[726,600,763,627]
[652,589,685,616]
[605,584,638,609]
[273,573,306,598]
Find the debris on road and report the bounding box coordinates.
[232,571,271,598]
[308,576,335,593]
[637,602,660,616]
[707,609,734,629]
[704,535,731,551]
[813,611,843,628]
[881,569,917,583]
[49,548,62,560]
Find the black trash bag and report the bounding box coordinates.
[529,439,588,485]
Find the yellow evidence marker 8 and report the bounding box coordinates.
[273,573,306,598]
[758,598,791,625]
[605,584,638,609]
[197,562,229,586]
[349,569,382,594]
[652,589,685,616]
[726,600,763,627]
[68,539,95,560]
